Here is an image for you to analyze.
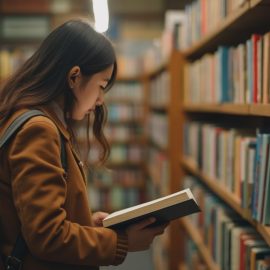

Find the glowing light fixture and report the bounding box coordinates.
[92,0,109,33]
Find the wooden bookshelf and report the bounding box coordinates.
[149,104,169,111]
[184,103,270,117]
[92,181,145,189]
[183,0,270,60]
[145,62,168,78]
[183,103,250,115]
[107,118,145,125]
[116,75,143,82]
[180,218,220,270]
[0,0,92,80]
[181,156,270,246]
[108,138,147,145]
[142,50,184,270]
[144,1,270,269]
[249,104,270,117]
[149,139,168,155]
[105,161,145,168]
[182,2,248,58]
[106,98,143,105]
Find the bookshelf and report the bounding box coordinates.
[183,0,270,60]
[173,0,270,269]
[184,103,270,117]
[181,218,220,270]
[85,77,149,212]
[142,50,184,270]
[181,157,270,246]
[0,0,91,84]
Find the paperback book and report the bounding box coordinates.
[103,188,201,229]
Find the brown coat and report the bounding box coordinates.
[0,106,128,270]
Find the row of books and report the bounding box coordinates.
[148,147,169,196]
[142,10,186,72]
[76,122,143,144]
[184,31,270,104]
[179,0,247,49]
[117,53,142,78]
[106,82,144,102]
[0,0,89,14]
[77,125,143,143]
[108,144,144,164]
[88,168,145,188]
[107,104,144,123]
[185,238,208,270]
[104,125,143,142]
[0,47,35,79]
[149,71,170,107]
[114,20,172,76]
[88,185,145,212]
[0,15,50,39]
[184,175,270,270]
[86,143,144,165]
[183,121,270,225]
[148,112,168,149]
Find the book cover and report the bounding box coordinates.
[244,239,267,270]
[230,226,251,270]
[239,233,257,270]
[218,46,229,103]
[250,247,270,270]
[262,32,270,104]
[252,133,262,219]
[246,38,253,103]
[258,136,270,222]
[102,188,201,229]
[262,147,270,224]
[252,34,261,103]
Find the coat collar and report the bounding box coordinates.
[37,104,70,141]
[0,105,71,142]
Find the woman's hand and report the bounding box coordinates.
[126,218,169,252]
[92,211,109,227]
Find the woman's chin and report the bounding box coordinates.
[71,113,86,121]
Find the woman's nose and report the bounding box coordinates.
[96,90,104,106]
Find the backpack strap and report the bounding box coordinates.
[0,109,68,270]
[0,110,45,148]
[0,109,67,171]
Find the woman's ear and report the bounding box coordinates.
[68,66,81,88]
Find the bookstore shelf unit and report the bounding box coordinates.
[86,76,149,213]
[176,0,270,269]
[0,0,91,84]
[181,157,270,246]
[184,104,270,117]
[181,218,220,270]
[143,50,184,270]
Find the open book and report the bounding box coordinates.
[102,188,201,229]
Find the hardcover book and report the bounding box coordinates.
[103,188,201,229]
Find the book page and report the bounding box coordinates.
[103,188,191,220]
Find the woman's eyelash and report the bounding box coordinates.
[100,85,108,91]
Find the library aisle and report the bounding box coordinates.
[2,0,270,270]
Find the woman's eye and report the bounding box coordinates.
[100,85,107,92]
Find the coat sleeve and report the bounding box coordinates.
[8,117,128,266]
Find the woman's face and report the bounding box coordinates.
[70,65,114,120]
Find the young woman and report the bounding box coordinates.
[0,19,168,270]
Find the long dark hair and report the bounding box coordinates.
[0,19,117,164]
